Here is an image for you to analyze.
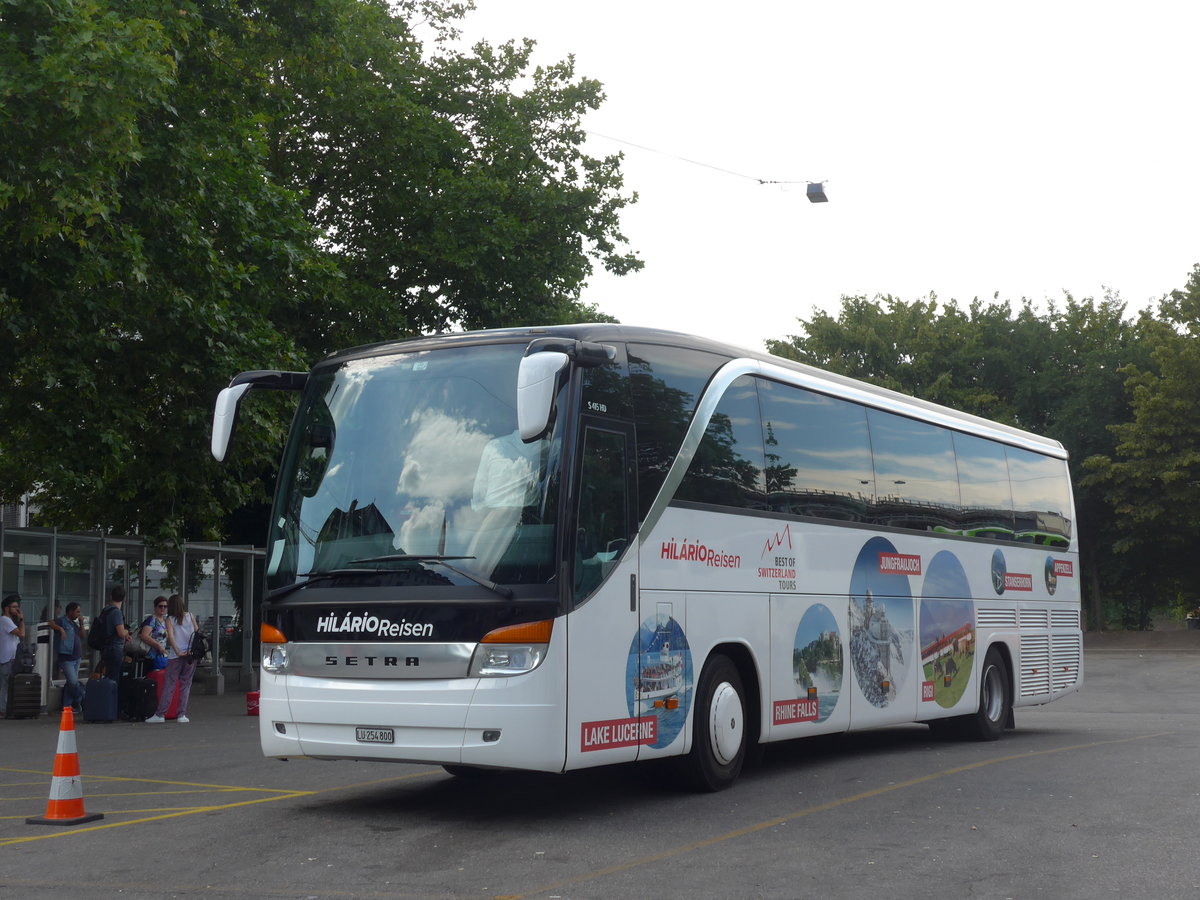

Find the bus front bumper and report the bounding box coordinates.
[258,670,565,773]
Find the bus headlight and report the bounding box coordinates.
[262,645,290,673]
[261,623,289,673]
[469,619,553,677]
[470,643,547,676]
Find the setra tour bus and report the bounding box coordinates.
[211,325,1081,790]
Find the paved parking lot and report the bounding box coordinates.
[2,641,1199,899]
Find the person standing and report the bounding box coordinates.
[146,594,198,724]
[1,594,27,717]
[139,596,170,670]
[48,601,87,712]
[99,586,131,694]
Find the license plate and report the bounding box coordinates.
[355,726,395,744]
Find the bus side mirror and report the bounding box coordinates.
[211,370,308,462]
[517,351,569,442]
[211,383,253,462]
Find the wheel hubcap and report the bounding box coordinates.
[709,681,744,765]
[981,663,1004,723]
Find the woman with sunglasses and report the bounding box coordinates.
[139,596,170,671]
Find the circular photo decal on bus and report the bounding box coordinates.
[849,537,915,709]
[990,549,1007,595]
[1044,556,1058,595]
[792,604,843,724]
[919,551,976,710]
[626,614,693,750]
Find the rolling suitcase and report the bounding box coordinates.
[82,676,118,723]
[147,667,179,719]
[123,656,150,680]
[5,672,41,719]
[120,676,158,721]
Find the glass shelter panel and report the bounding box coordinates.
[184,554,221,666]
[55,537,100,623]
[2,532,50,617]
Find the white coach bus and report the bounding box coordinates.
[211,325,1081,790]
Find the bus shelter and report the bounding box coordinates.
[0,525,263,703]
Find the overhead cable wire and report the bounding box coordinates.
[586,130,811,185]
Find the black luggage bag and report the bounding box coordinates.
[120,676,158,721]
[5,672,41,719]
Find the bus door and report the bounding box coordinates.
[565,421,642,769]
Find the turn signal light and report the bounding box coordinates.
[480,619,553,644]
[261,623,288,644]
[470,619,553,677]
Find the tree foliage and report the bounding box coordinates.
[1084,264,1200,619]
[0,0,639,544]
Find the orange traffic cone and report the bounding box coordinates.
[26,707,104,826]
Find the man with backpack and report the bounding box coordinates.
[92,587,131,694]
[0,594,27,717]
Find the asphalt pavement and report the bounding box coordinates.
[2,635,1198,899]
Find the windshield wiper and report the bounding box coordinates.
[349,555,514,600]
[267,568,386,602]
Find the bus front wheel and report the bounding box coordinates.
[682,654,746,791]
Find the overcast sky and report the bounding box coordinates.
[458,1,1200,351]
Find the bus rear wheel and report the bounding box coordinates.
[960,646,1011,741]
[682,654,746,792]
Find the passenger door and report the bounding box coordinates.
[565,422,641,770]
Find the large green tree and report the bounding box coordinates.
[0,0,639,544]
[1084,264,1200,622]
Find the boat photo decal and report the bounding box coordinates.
[775,603,844,726]
[849,537,916,709]
[919,551,976,709]
[625,613,694,750]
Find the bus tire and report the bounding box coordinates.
[682,654,746,791]
[960,646,1011,741]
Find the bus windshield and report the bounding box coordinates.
[266,343,562,593]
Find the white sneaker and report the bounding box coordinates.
[145,715,165,724]
[176,715,190,723]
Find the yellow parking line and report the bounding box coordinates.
[0,767,440,845]
[0,792,311,845]
[0,767,304,793]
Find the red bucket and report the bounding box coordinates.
[246,691,260,717]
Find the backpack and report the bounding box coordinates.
[187,625,210,663]
[86,607,112,651]
[14,638,35,674]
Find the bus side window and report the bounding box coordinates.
[574,427,632,603]
[758,380,875,521]
[628,343,730,523]
[1006,447,1072,547]
[953,432,1016,540]
[675,375,766,509]
[865,409,959,531]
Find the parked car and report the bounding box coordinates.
[200,614,242,660]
